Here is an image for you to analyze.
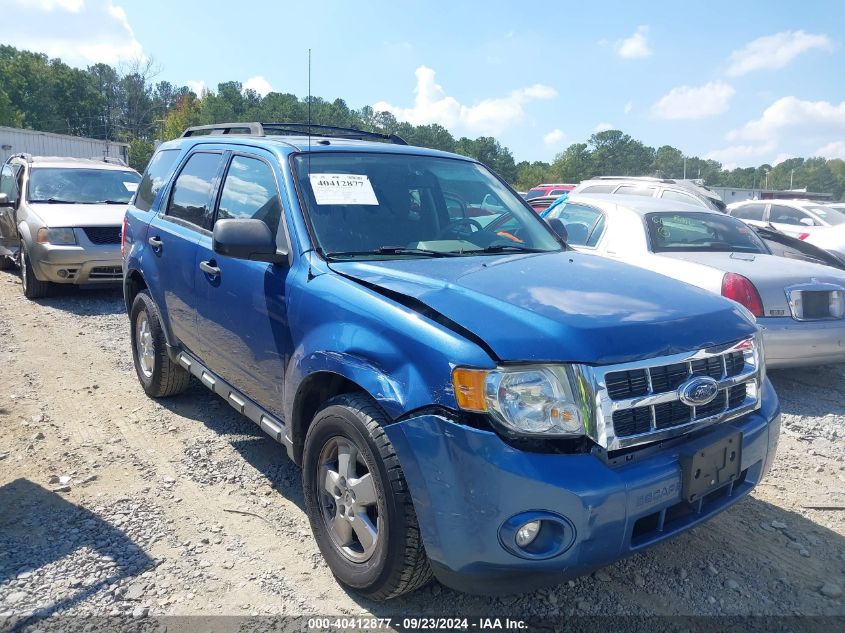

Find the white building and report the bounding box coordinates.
[0,126,128,164]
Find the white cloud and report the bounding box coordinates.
[816,141,845,160]
[373,66,556,136]
[727,96,845,142]
[772,152,794,166]
[624,100,633,114]
[12,0,83,10]
[594,122,615,132]
[704,142,777,170]
[727,30,833,76]
[4,0,143,65]
[616,26,652,59]
[543,129,566,146]
[186,80,206,95]
[243,75,273,96]
[651,82,735,120]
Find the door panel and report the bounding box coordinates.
[194,152,292,417]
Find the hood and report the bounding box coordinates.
[29,203,128,227]
[330,251,757,365]
[661,251,845,315]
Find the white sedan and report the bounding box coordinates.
[727,198,845,261]
[546,194,845,368]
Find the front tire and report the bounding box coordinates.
[20,244,50,299]
[303,393,432,600]
[130,290,191,398]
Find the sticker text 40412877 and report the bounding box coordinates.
[309,173,379,206]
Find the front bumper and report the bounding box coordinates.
[385,379,780,595]
[758,316,845,369]
[28,242,122,284]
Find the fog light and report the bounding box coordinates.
[515,520,541,548]
[57,269,68,279]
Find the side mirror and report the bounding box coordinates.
[212,219,287,263]
[799,217,815,226]
[547,218,568,242]
[0,193,13,208]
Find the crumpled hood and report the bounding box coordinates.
[330,251,758,365]
[28,203,127,227]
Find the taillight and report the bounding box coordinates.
[121,215,129,257]
[721,272,763,317]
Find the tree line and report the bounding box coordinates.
[1,45,843,199]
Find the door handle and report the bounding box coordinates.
[199,260,220,277]
[148,236,163,251]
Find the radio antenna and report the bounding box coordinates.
[307,48,312,172]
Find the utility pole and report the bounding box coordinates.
[790,169,794,189]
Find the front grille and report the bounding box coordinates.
[89,266,122,279]
[82,226,121,245]
[595,340,761,450]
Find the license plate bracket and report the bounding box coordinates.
[679,427,742,503]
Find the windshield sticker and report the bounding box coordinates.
[309,174,378,206]
[123,182,139,192]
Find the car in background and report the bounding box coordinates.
[527,192,568,214]
[727,199,845,262]
[829,202,845,213]
[546,194,845,369]
[0,154,141,298]
[569,176,726,212]
[524,183,574,200]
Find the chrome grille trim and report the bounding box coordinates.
[581,338,762,451]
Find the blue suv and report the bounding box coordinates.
[122,122,780,599]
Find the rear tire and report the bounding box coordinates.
[20,244,50,299]
[130,290,191,398]
[303,393,432,600]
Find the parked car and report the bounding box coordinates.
[752,225,845,271]
[727,199,845,261]
[570,176,726,212]
[123,122,779,599]
[547,194,845,368]
[524,183,574,200]
[0,154,141,298]
[527,193,567,213]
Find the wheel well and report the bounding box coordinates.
[124,270,148,314]
[291,372,366,465]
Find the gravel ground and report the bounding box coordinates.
[0,268,844,628]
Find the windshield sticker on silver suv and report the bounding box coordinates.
[123,181,139,192]
[309,173,378,206]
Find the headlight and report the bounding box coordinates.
[452,365,585,436]
[37,227,77,245]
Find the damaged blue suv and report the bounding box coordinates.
[122,122,780,599]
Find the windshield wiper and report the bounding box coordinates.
[93,200,130,205]
[326,246,459,259]
[30,198,79,204]
[463,244,551,254]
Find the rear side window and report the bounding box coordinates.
[731,203,765,221]
[216,155,282,237]
[615,185,655,197]
[580,184,615,194]
[167,152,222,229]
[548,202,606,247]
[0,164,19,200]
[135,149,180,212]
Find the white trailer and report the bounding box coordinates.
[0,126,128,164]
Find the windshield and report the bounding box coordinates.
[646,212,768,254]
[807,205,845,225]
[293,153,561,259]
[28,168,141,204]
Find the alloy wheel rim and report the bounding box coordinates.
[135,312,154,378]
[317,436,381,563]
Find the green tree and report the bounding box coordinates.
[128,138,154,172]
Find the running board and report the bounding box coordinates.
[176,351,294,459]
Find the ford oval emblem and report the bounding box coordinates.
[679,376,720,407]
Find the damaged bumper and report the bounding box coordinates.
[385,379,780,595]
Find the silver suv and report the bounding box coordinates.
[569,176,726,212]
[0,154,141,299]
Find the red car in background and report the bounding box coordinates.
[525,183,575,200]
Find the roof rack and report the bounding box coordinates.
[180,122,408,145]
[596,176,674,184]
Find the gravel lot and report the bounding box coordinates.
[0,268,844,627]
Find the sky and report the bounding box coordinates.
[3,0,845,168]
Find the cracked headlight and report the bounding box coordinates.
[453,366,586,436]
